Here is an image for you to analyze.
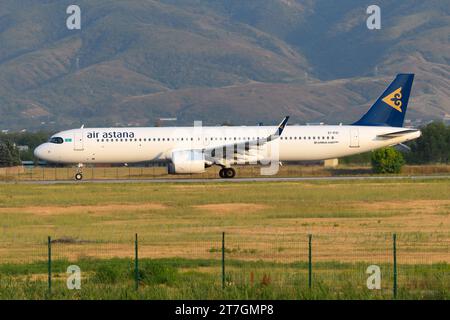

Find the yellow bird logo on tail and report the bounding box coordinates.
[382,87,403,112]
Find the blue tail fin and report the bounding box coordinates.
[353,74,414,127]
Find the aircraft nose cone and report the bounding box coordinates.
[34,144,49,160]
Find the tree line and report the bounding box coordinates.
[0,131,50,167]
[405,122,450,164]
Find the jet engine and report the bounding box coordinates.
[168,150,206,174]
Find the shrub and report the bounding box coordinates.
[371,147,405,174]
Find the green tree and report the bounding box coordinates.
[0,140,21,167]
[5,140,21,166]
[371,147,405,174]
[406,122,450,164]
[0,143,13,167]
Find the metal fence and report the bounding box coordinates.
[0,232,448,299]
[0,165,340,181]
[2,165,450,182]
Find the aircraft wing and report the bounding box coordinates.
[202,116,289,164]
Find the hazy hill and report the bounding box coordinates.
[0,0,448,130]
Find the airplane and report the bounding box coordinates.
[34,74,421,180]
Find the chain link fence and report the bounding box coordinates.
[2,165,450,182]
[0,232,448,299]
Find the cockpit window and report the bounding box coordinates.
[49,137,64,144]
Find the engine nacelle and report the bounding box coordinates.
[168,150,206,174]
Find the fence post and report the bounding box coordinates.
[308,234,312,289]
[393,233,397,299]
[135,233,139,290]
[48,236,52,294]
[222,232,225,289]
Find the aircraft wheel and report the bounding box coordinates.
[75,173,83,181]
[219,168,226,178]
[224,168,236,178]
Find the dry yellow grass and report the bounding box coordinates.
[0,179,448,264]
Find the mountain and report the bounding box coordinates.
[0,0,449,130]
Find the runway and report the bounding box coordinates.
[2,175,450,184]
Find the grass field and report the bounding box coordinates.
[0,178,449,299]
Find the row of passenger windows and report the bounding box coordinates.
[96,136,335,142]
[280,136,335,140]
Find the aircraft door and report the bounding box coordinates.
[349,128,359,148]
[74,131,84,151]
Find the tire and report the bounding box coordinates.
[219,168,226,178]
[225,168,236,178]
[75,173,83,181]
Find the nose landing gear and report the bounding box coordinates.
[219,167,236,179]
[74,163,84,181]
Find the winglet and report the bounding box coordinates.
[275,116,289,136]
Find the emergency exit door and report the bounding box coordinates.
[74,131,84,151]
[349,128,359,148]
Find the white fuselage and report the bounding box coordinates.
[34,125,421,164]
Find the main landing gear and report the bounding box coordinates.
[219,167,236,179]
[74,163,83,181]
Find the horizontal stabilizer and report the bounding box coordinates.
[377,129,419,139]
